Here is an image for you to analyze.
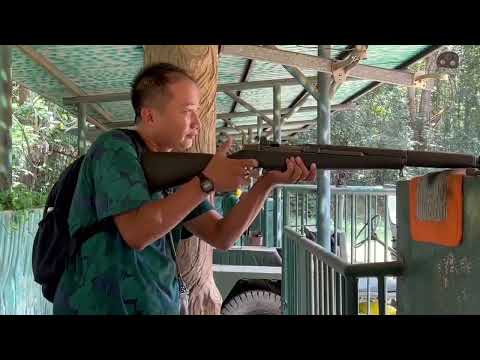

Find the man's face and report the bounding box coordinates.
[144,78,201,151]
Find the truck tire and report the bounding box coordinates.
[221,290,282,315]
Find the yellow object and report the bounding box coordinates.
[358,301,396,315]
[235,188,242,197]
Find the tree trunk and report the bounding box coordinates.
[18,85,30,106]
[143,45,222,315]
[407,87,418,146]
[417,53,437,150]
[407,51,438,151]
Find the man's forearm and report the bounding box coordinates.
[114,176,208,250]
[217,177,274,247]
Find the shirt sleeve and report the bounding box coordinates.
[89,131,152,221]
[175,199,215,241]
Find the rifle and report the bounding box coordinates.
[141,140,479,191]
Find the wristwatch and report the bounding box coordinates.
[197,172,215,194]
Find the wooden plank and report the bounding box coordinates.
[218,102,355,120]
[220,76,320,91]
[220,118,317,132]
[263,91,311,138]
[63,76,361,105]
[263,46,320,101]
[64,92,130,105]
[231,59,255,112]
[222,45,419,88]
[224,90,274,126]
[17,45,109,130]
[77,104,87,156]
[225,127,310,140]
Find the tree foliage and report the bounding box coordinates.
[2,83,78,210]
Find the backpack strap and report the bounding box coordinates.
[70,217,114,257]
[70,129,147,256]
[118,129,146,158]
[161,189,189,295]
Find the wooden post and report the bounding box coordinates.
[256,116,263,142]
[143,45,222,315]
[77,104,87,156]
[0,46,12,191]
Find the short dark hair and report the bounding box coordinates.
[130,63,195,122]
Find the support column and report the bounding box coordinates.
[143,45,221,315]
[258,116,269,244]
[272,85,282,247]
[248,127,253,144]
[0,46,12,191]
[77,104,87,156]
[256,116,262,141]
[316,46,331,250]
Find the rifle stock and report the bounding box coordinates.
[141,143,479,191]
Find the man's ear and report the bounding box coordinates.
[140,107,153,125]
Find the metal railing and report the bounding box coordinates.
[280,185,397,264]
[282,228,404,315]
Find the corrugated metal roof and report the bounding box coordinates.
[11,45,435,132]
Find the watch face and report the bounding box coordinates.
[200,179,214,193]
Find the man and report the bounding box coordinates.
[53,63,316,315]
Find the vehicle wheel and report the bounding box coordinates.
[221,290,282,315]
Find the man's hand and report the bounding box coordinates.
[203,137,258,192]
[262,156,317,186]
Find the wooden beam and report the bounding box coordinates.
[217,102,355,120]
[220,76,321,92]
[219,118,318,133]
[218,75,356,91]
[62,78,318,105]
[222,45,423,88]
[77,104,87,156]
[263,45,320,101]
[224,90,274,126]
[231,59,255,113]
[340,45,444,105]
[76,102,356,132]
[263,45,357,138]
[262,91,311,138]
[64,92,130,105]
[224,126,310,140]
[63,75,361,105]
[17,45,109,130]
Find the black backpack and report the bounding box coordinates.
[32,129,146,302]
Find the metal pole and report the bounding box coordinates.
[272,85,282,247]
[0,46,12,191]
[256,116,263,142]
[384,195,388,262]
[248,127,253,144]
[257,116,268,244]
[378,276,386,315]
[281,188,289,314]
[77,103,87,156]
[316,45,331,250]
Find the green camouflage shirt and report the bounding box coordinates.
[53,130,213,315]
